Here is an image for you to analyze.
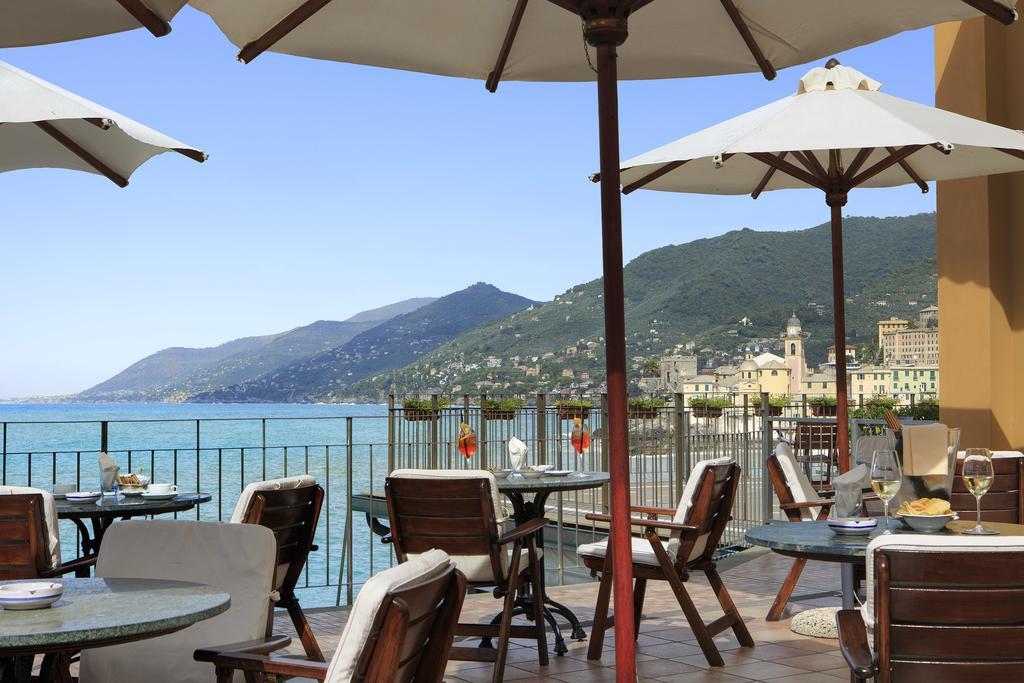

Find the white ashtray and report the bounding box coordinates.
[530,465,555,473]
[0,582,64,610]
[65,491,102,503]
[827,518,877,536]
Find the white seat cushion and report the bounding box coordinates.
[0,486,61,570]
[80,520,277,683]
[229,474,316,523]
[577,536,670,567]
[326,549,451,683]
[957,450,1024,459]
[409,546,536,583]
[773,443,821,521]
[669,457,733,561]
[862,534,1024,630]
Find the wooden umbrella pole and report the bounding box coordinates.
[827,191,852,473]
[588,8,637,679]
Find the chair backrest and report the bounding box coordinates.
[230,474,317,523]
[0,486,61,572]
[796,421,838,452]
[326,549,465,683]
[668,457,738,564]
[386,470,507,585]
[766,442,821,522]
[239,482,324,593]
[0,494,49,579]
[951,452,1024,523]
[80,520,277,683]
[864,535,1024,681]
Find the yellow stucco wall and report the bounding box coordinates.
[935,17,1024,449]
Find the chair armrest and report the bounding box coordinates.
[43,555,97,577]
[584,513,699,533]
[630,505,677,516]
[194,635,292,662]
[779,499,835,511]
[210,652,329,680]
[836,609,875,680]
[496,517,548,545]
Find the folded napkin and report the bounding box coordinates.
[833,464,869,518]
[99,451,121,492]
[508,437,528,460]
[901,423,950,476]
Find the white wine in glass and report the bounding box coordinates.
[962,449,998,535]
[871,449,902,534]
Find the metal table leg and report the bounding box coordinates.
[840,562,856,609]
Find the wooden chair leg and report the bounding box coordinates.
[663,567,724,667]
[767,558,807,621]
[632,577,647,641]
[705,565,754,647]
[527,538,549,666]
[492,541,523,683]
[286,600,326,662]
[586,564,614,660]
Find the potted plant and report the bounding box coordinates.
[627,397,665,419]
[688,396,732,419]
[808,395,838,417]
[402,397,450,421]
[555,399,592,421]
[896,398,939,421]
[480,397,525,421]
[753,394,789,417]
[858,394,901,420]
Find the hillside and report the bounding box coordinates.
[191,283,539,402]
[345,213,937,399]
[79,297,435,401]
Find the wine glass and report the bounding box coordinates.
[871,449,902,534]
[457,423,478,460]
[569,418,591,478]
[962,449,998,535]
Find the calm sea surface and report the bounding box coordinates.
[0,402,393,606]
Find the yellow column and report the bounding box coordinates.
[935,17,1024,449]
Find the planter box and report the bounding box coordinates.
[482,408,517,421]
[810,404,838,417]
[628,408,660,420]
[691,406,724,419]
[403,408,439,422]
[753,404,784,417]
[556,405,591,421]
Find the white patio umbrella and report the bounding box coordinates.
[616,60,1024,472]
[0,60,206,187]
[0,0,189,46]
[188,1,1019,676]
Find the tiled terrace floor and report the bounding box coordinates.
[279,548,854,682]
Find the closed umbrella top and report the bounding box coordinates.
[191,0,1015,81]
[0,60,206,186]
[0,0,189,47]
[618,63,1024,196]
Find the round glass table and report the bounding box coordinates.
[746,518,1024,608]
[56,493,212,565]
[0,577,229,682]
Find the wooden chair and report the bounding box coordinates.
[206,549,466,683]
[765,442,836,621]
[795,421,839,491]
[579,458,754,667]
[0,489,96,579]
[837,535,1024,681]
[951,451,1024,523]
[232,476,326,660]
[385,470,548,683]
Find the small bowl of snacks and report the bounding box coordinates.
[895,498,958,533]
[488,467,512,480]
[117,474,149,496]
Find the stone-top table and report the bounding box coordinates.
[0,577,229,682]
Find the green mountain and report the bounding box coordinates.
[345,213,937,399]
[79,297,436,401]
[191,283,539,403]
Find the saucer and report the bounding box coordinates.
[140,492,177,500]
[65,492,102,504]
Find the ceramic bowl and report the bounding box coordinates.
[65,491,102,504]
[0,582,63,610]
[530,465,555,473]
[827,518,878,536]
[899,513,957,533]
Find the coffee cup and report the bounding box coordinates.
[148,483,177,495]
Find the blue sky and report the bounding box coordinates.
[0,10,939,398]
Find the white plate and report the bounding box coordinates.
[120,490,145,497]
[546,470,572,477]
[140,492,178,500]
[0,582,63,610]
[530,465,555,473]
[65,492,102,503]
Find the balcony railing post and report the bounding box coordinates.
[761,392,773,524]
[478,393,488,470]
[537,393,548,468]
[600,393,610,514]
[346,416,354,606]
[673,393,684,500]
[2,421,6,485]
[387,395,396,473]
[430,394,439,470]
[100,421,109,454]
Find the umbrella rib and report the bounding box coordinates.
[960,0,1018,25]
[750,151,787,199]
[719,0,776,80]
[486,0,530,93]
[114,0,171,37]
[238,0,335,64]
[33,121,128,187]
[842,147,875,184]
[747,152,828,190]
[622,160,689,194]
[848,145,924,188]
[798,150,829,182]
[885,146,928,193]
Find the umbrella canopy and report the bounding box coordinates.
[0,60,206,187]
[617,61,1024,471]
[0,0,189,46]
[189,2,1019,679]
